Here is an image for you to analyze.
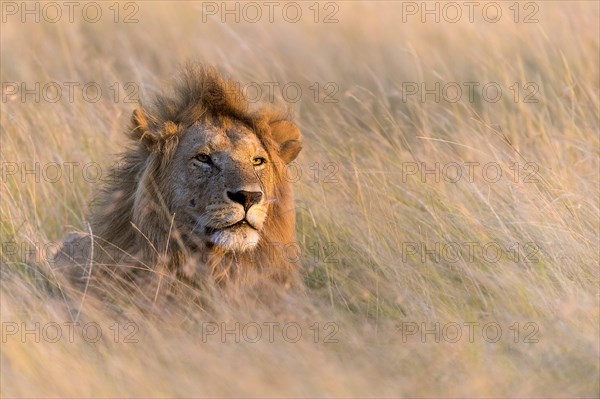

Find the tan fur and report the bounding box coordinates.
[53,65,303,295]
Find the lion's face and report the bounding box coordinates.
[168,117,276,252]
[103,66,302,272]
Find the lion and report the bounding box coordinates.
[52,65,303,296]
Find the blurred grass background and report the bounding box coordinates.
[1,1,598,397]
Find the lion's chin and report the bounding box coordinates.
[208,227,260,252]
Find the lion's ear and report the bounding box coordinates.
[270,120,302,164]
[279,139,302,164]
[130,106,159,145]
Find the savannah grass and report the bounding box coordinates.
[1,2,598,397]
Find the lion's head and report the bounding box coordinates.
[59,65,303,285]
[159,114,298,253]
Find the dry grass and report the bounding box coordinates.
[1,1,599,397]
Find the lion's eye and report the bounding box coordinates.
[252,157,266,166]
[195,154,211,163]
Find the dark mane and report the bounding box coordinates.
[149,64,259,130]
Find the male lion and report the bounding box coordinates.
[54,65,303,294]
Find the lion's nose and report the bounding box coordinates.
[227,190,263,210]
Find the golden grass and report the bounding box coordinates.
[1,1,598,397]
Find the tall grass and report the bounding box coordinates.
[1,2,598,397]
